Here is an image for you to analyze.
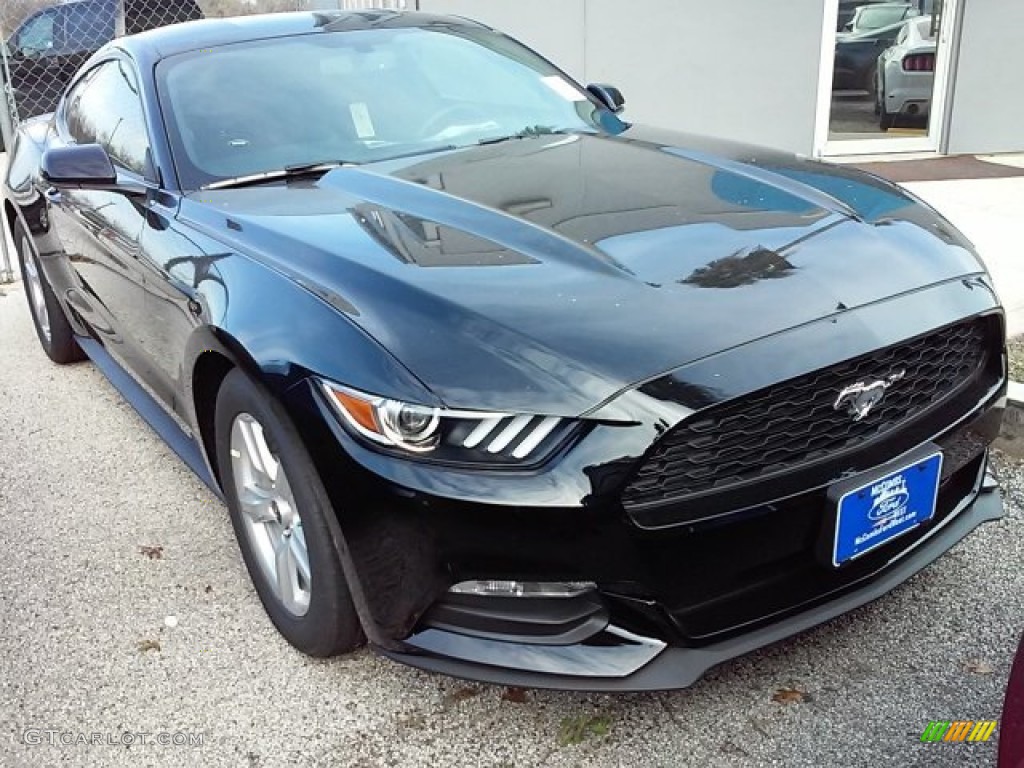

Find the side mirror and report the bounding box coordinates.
[587,83,626,114]
[41,144,149,195]
[42,144,117,187]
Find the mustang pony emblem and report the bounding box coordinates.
[834,370,906,422]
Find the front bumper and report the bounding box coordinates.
[380,467,1002,691]
[281,283,1006,691]
[297,363,1005,691]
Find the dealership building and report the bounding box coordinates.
[418,0,1023,159]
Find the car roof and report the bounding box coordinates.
[115,10,487,63]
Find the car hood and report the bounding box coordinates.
[185,127,985,415]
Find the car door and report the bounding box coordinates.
[136,214,226,421]
[48,57,154,378]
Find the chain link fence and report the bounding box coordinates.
[0,0,410,283]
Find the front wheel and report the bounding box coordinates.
[215,368,365,657]
[14,219,84,364]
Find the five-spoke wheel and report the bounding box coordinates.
[216,368,364,657]
[230,413,312,617]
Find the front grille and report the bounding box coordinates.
[623,317,997,510]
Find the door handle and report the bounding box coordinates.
[44,186,62,205]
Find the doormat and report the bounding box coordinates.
[852,156,1024,183]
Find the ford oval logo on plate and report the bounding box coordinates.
[832,452,944,566]
[867,487,911,523]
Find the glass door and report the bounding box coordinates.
[815,0,959,156]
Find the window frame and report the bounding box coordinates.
[57,53,157,183]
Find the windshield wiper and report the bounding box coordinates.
[374,144,458,163]
[477,127,575,146]
[201,161,355,191]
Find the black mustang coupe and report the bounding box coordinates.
[3,11,1007,690]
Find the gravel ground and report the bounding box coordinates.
[0,281,1022,768]
[1009,335,1023,382]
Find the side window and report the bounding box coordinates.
[63,60,151,177]
[62,68,99,139]
[15,11,55,53]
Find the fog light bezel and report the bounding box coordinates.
[448,580,598,599]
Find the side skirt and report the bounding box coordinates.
[76,335,222,498]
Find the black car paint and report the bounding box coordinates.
[3,12,1006,690]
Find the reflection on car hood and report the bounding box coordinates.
[185,127,985,415]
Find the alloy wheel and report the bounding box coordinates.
[21,235,51,343]
[229,412,311,617]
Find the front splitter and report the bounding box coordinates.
[378,486,1004,692]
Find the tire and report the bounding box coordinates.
[864,66,877,98]
[14,219,85,364]
[877,71,895,130]
[215,368,365,657]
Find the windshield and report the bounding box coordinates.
[856,6,910,30]
[158,26,617,189]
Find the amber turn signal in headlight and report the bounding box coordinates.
[320,379,571,462]
[323,383,441,453]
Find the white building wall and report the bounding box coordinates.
[945,0,1024,154]
[419,0,828,155]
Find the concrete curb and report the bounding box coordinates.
[998,380,1024,456]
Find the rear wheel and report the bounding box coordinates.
[877,73,895,130]
[14,219,84,364]
[879,107,896,131]
[215,368,365,657]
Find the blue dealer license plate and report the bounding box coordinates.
[832,452,943,566]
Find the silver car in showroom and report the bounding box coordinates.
[876,15,937,130]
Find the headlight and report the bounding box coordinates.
[320,380,571,463]
[322,383,442,452]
